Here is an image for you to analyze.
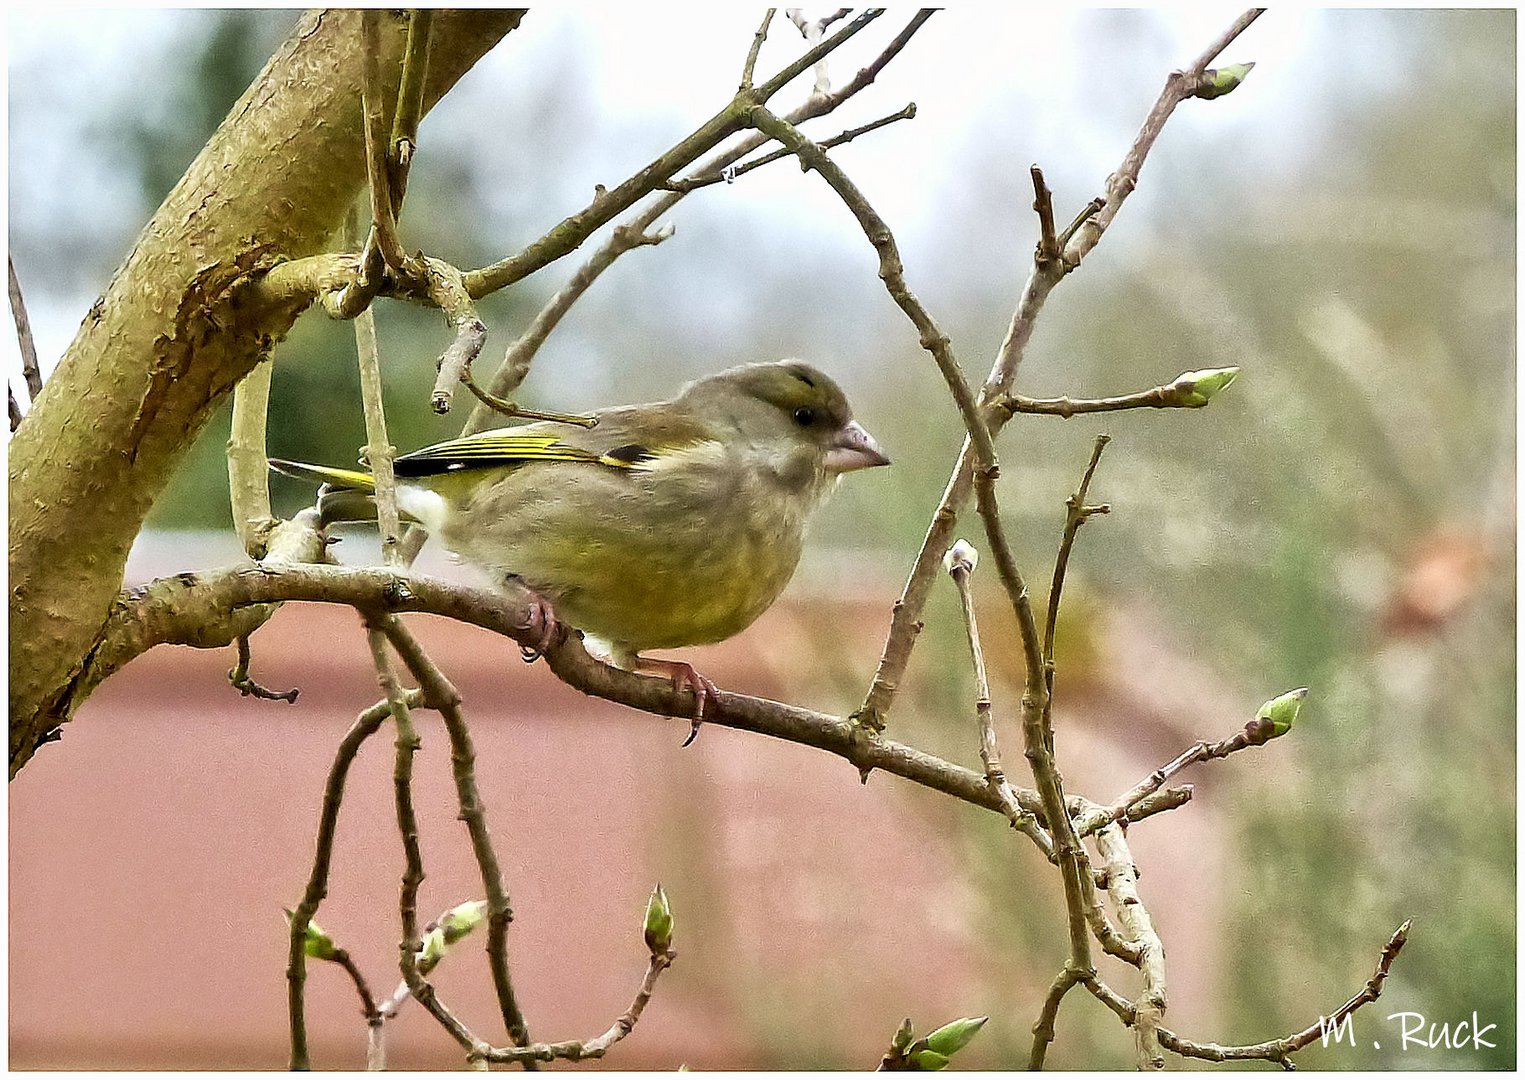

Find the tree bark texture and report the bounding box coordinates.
[8,9,525,774]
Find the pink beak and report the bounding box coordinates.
[825,420,891,473]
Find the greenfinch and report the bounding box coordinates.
[271,360,889,740]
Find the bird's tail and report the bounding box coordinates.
[269,458,380,525]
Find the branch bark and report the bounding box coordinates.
[8,10,525,775]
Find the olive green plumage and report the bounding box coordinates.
[271,360,890,667]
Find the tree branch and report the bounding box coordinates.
[85,561,1192,837]
[461,11,935,435]
[382,620,536,1054]
[8,255,42,400]
[855,8,1262,731]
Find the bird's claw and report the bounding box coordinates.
[518,593,559,663]
[635,658,718,746]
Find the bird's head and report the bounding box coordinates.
[679,360,891,477]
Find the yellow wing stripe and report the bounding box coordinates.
[395,433,643,474]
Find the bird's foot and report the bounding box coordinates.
[516,590,560,663]
[634,657,718,746]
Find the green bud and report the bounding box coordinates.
[1195,61,1255,100]
[1255,687,1308,738]
[284,908,338,961]
[644,883,674,956]
[891,1018,917,1055]
[417,899,492,973]
[439,899,490,946]
[924,1015,989,1057]
[1171,366,1240,407]
[910,1049,950,1071]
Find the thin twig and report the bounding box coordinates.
[8,255,42,400]
[228,632,300,703]
[354,253,404,567]
[364,621,486,1056]
[1067,8,1265,265]
[855,8,1263,731]
[1031,165,1059,267]
[1078,722,1280,835]
[1042,435,1111,709]
[476,949,675,1065]
[384,621,536,1055]
[460,223,667,434]
[945,542,1053,859]
[1029,963,1085,1070]
[995,380,1234,419]
[461,368,599,429]
[459,10,885,299]
[389,9,434,210]
[287,693,417,1070]
[786,7,832,97]
[739,9,776,91]
[462,11,936,435]
[747,105,999,488]
[1083,920,1412,1067]
[662,103,917,194]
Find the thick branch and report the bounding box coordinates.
[8,10,524,774]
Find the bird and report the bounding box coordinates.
[271,359,891,744]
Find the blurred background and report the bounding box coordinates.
[8,7,1515,1070]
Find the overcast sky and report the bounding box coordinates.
[7,7,1376,395]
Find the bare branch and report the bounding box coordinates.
[857,8,1262,731]
[1043,435,1111,692]
[460,223,669,434]
[383,621,535,1052]
[422,258,489,415]
[1029,963,1086,1070]
[945,541,1053,858]
[663,103,917,194]
[1077,704,1297,835]
[287,692,418,1070]
[9,385,22,432]
[462,11,935,432]
[477,949,675,1065]
[1084,920,1412,1068]
[389,9,434,205]
[89,561,1191,837]
[354,282,404,566]
[739,9,776,91]
[1067,8,1264,265]
[228,632,300,703]
[459,10,884,298]
[747,104,999,489]
[8,255,42,400]
[361,11,411,279]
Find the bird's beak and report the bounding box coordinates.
[826,420,891,473]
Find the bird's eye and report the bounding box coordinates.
[792,406,816,427]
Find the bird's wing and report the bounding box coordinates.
[393,432,634,477]
[395,407,720,478]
